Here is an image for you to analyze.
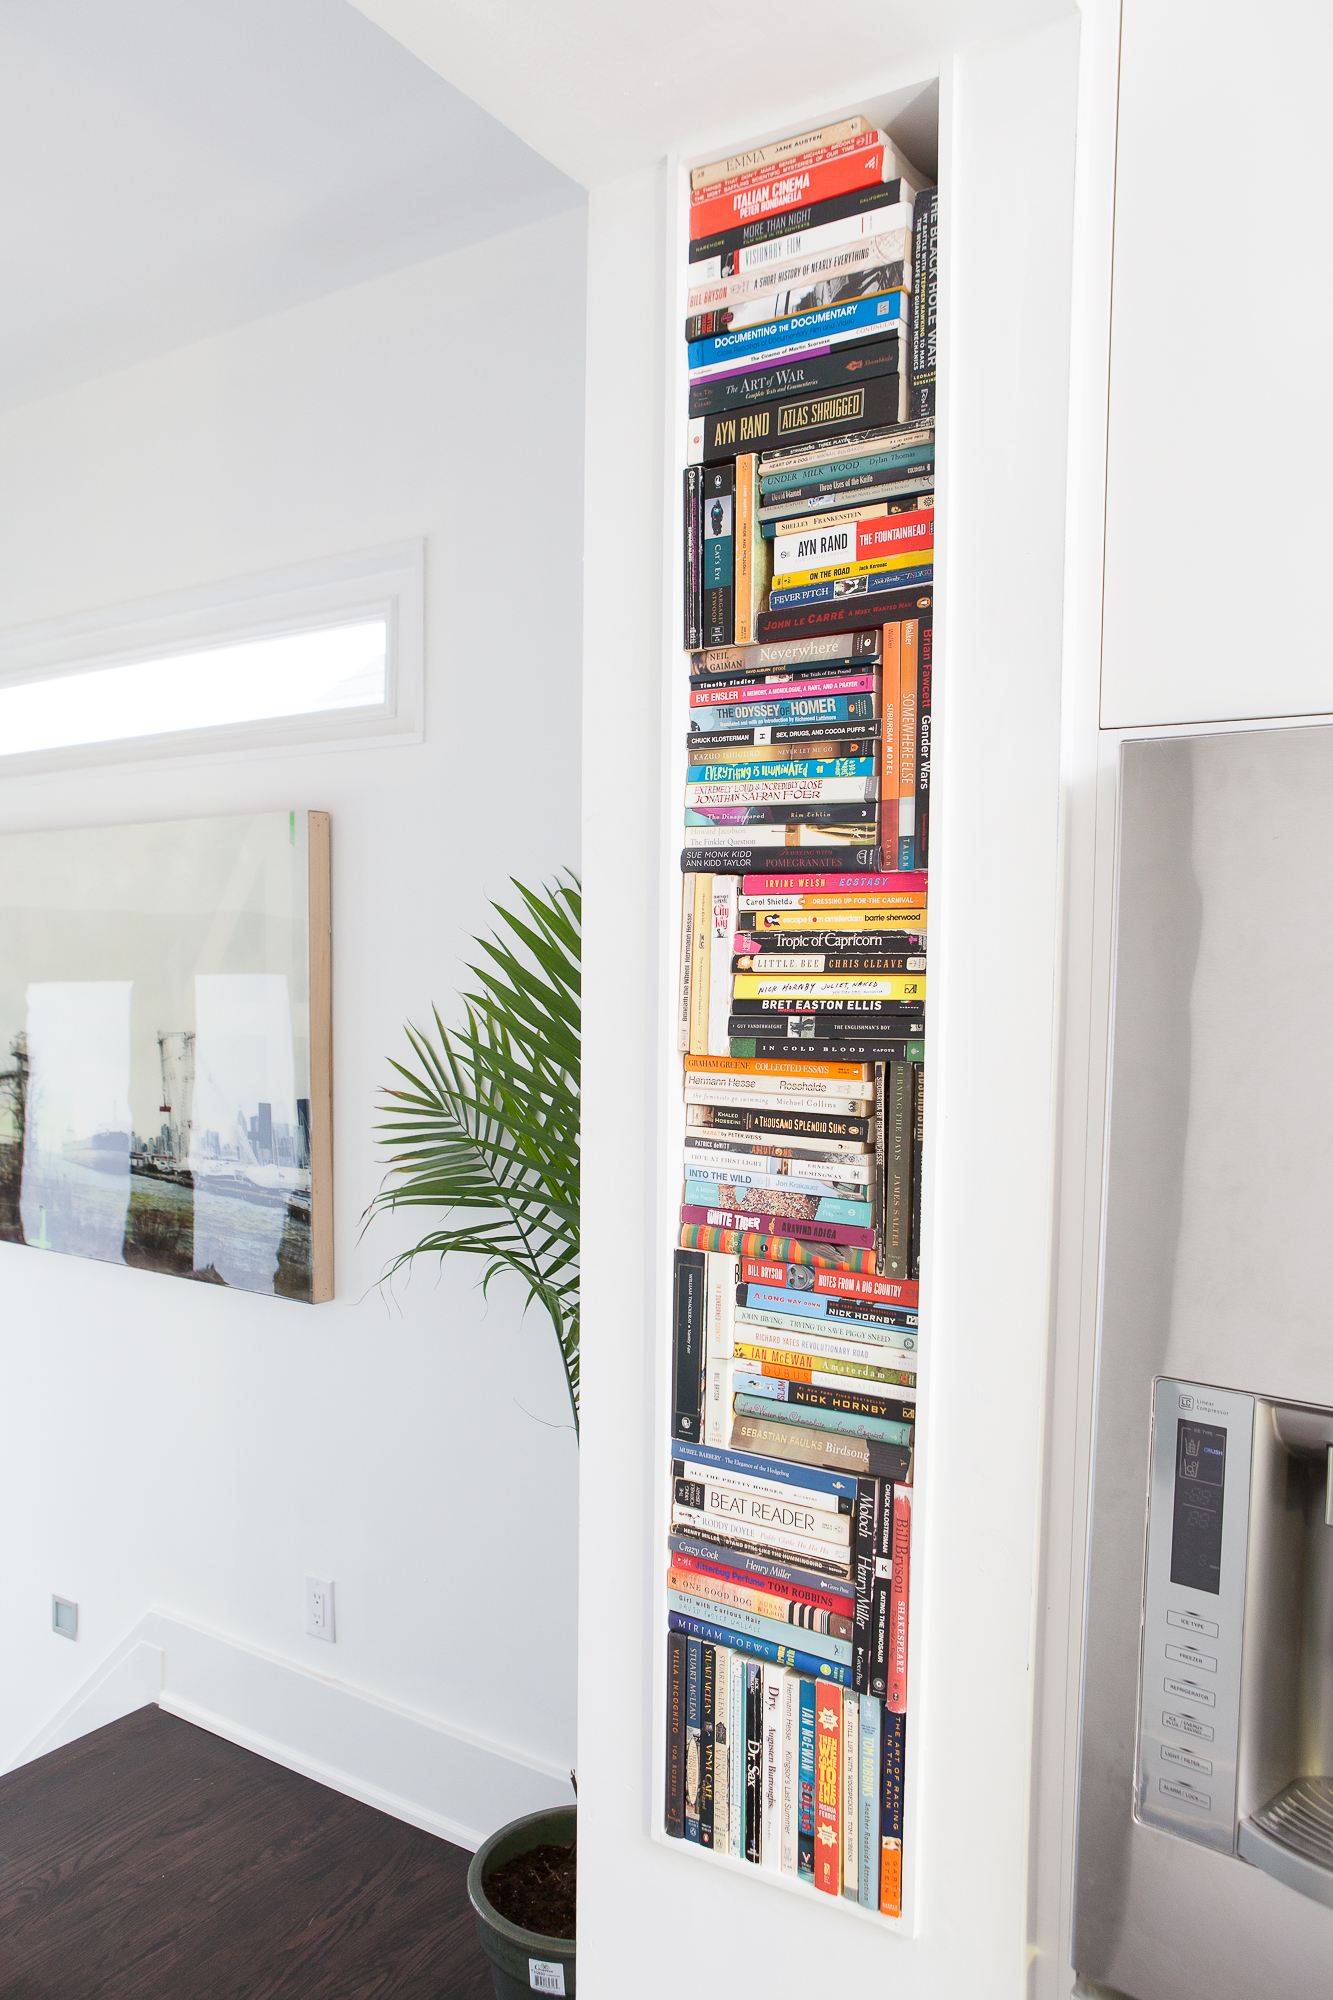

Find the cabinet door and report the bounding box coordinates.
[1100,0,1333,727]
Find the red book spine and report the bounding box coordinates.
[887,1486,913,1712]
[755,590,932,645]
[740,870,926,895]
[685,1207,877,1252]
[741,1255,919,1309]
[814,1689,843,1893]
[690,137,887,241]
[668,1550,854,1619]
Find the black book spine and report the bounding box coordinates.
[728,1036,924,1063]
[870,1479,896,1701]
[702,374,902,466]
[787,1383,915,1423]
[702,461,735,649]
[916,631,932,868]
[684,844,883,876]
[699,1642,716,1847]
[755,589,932,645]
[910,187,939,422]
[672,1247,707,1443]
[688,801,880,830]
[888,1061,912,1283]
[689,1104,875,1143]
[852,1476,880,1694]
[688,178,912,267]
[910,1062,924,1281]
[745,1663,764,1862]
[683,466,700,651]
[688,335,901,419]
[666,1630,686,1836]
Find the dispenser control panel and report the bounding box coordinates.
[1136,1379,1254,1853]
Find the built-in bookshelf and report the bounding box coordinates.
[653,82,940,1930]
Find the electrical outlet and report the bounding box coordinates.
[305,1575,335,1642]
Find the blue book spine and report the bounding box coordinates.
[769,565,934,611]
[760,444,935,495]
[687,755,878,784]
[732,1393,913,1447]
[666,1590,852,1670]
[685,1637,701,1842]
[675,1438,860,1505]
[742,1284,917,1329]
[859,1694,882,1907]
[688,693,877,729]
[685,1181,873,1227]
[668,1609,851,1687]
[798,1679,817,1880]
[689,292,908,370]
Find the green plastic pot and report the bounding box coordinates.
[467,1805,577,2000]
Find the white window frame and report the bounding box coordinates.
[0,539,424,777]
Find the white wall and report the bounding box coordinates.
[578,16,1082,1997]
[0,205,588,1834]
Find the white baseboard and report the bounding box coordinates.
[8,1609,571,1850]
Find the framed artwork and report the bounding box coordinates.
[0,810,331,1301]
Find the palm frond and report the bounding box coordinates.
[363,874,581,1434]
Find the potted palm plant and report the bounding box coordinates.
[365,874,579,1997]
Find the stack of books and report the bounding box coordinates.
[666,113,939,1921]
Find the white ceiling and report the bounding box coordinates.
[349,0,1071,187]
[0,0,583,412]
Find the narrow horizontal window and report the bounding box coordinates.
[0,618,388,757]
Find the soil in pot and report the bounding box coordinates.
[482,1839,576,1940]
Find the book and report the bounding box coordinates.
[688,872,711,1054]
[677,872,696,1053]
[688,292,909,374]
[842,1688,860,1897]
[670,1481,852,1552]
[684,1183,874,1230]
[733,973,925,1002]
[681,1225,877,1275]
[760,417,933,477]
[768,565,934,613]
[742,1254,919,1308]
[685,1102,874,1142]
[733,1395,912,1450]
[852,1477,881,1693]
[773,508,934,577]
[756,586,932,645]
[735,1295,918,1349]
[880,1708,906,1916]
[729,1650,746,1857]
[666,1629,686,1837]
[685,1636,702,1841]
[703,462,735,648]
[741,867,926,897]
[735,949,924,974]
[745,1661,764,1862]
[888,1484,913,1711]
[732,453,771,646]
[780,1669,801,1874]
[686,255,908,344]
[713,1644,732,1850]
[761,1662,785,1868]
[731,1412,912,1484]
[916,636,932,870]
[689,177,914,269]
[690,629,881,679]
[704,1248,739,1448]
[683,466,701,651]
[731,1341,916,1392]
[814,1686,842,1893]
[675,1436,859,1508]
[734,1310,917,1365]
[690,222,910,306]
[735,1374,914,1421]
[870,1480,895,1702]
[682,846,884,876]
[898,615,918,869]
[672,1247,706,1443]
[688,335,903,419]
[699,1642,716,1846]
[690,118,876,193]
[887,1061,913,1281]
[730,1037,924,1066]
[666,1589,852,1671]
[706,876,738,1058]
[910,186,938,422]
[759,474,935,527]
[669,1609,853,1687]
[669,1511,853,1580]
[798,1677,817,1880]
[689,132,922,243]
[689,690,878,730]
[859,1694,882,1908]
[668,1532,855,1613]
[666,1560,854,1634]
[911,1064,924,1280]
[690,374,907,465]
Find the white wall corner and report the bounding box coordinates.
[9,1634,164,1770]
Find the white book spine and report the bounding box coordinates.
[734,1307,918,1361]
[678,873,695,1052]
[761,1664,785,1870]
[685,1074,874,1104]
[842,1690,860,1897]
[704,1251,737,1449]
[687,231,911,316]
[729,1653,746,1857]
[685,1147,872,1188]
[707,876,738,1057]
[780,1669,801,1875]
[675,1457,854,1523]
[682,825,875,851]
[685,776,876,808]
[669,1504,851,1573]
[689,206,913,284]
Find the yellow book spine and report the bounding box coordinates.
[774,548,932,591]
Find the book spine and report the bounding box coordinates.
[667,1589,852,1669]
[873,1059,886,1273]
[690,629,882,678]
[668,1533,857,1610]
[686,1103,874,1142]
[745,1662,764,1861]
[683,466,700,650]
[703,463,735,648]
[682,1226,876,1275]
[888,1485,913,1710]
[737,1378,915,1426]
[712,1644,732,1849]
[688,241,908,324]
[755,588,932,645]
[880,1708,906,1916]
[732,1395,911,1449]
[668,1611,852,1687]
[672,1247,707,1443]
[773,508,934,575]
[733,453,771,646]
[859,1694,882,1908]
[682,1207,876,1252]
[742,1254,918,1307]
[699,374,905,465]
[910,1063,924,1281]
[669,1513,853,1580]
[735,1296,918,1348]
[780,1668,801,1874]
[852,1476,880,1694]
[870,1479,895,1702]
[688,336,902,418]
[768,565,932,613]
[666,1629,686,1836]
[888,1061,912,1280]
[704,1249,738,1449]
[688,178,911,268]
[689,292,907,373]
[707,876,739,1058]
[730,1413,912,1484]
[842,1688,860,1897]
[699,1641,716,1846]
[897,617,919,869]
[690,117,874,193]
[684,847,885,876]
[678,872,695,1054]
[916,639,931,870]
[689,136,893,243]
[667,1566,853,1636]
[910,186,938,422]
[729,1651,746,1857]
[689,872,711,1054]
[729,1038,923,1066]
[761,1662,785,1869]
[685,1636,702,1841]
[759,474,934,527]
[815,1685,842,1894]
[798,1677,817,1880]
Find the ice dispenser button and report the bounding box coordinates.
[1167,1608,1219,1639]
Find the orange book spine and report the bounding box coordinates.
[879,1709,905,1916]
[887,1485,913,1712]
[897,619,918,871]
[814,1688,842,1894]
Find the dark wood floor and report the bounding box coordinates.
[0,1705,495,1998]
